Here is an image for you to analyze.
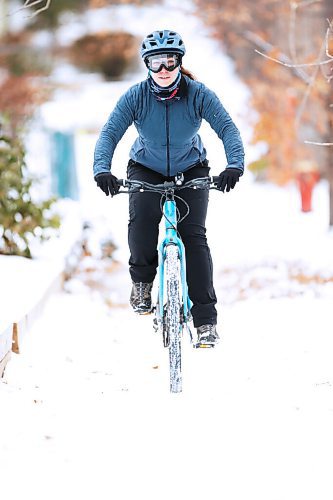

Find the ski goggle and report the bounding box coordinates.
[145,53,181,73]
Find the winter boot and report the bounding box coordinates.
[196,324,220,347]
[130,281,153,314]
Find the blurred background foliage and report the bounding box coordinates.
[0,31,51,76]
[0,0,332,256]
[0,0,156,133]
[18,0,156,29]
[67,31,138,79]
[0,74,48,135]
[0,135,60,258]
[19,0,89,29]
[0,0,329,177]
[194,0,333,185]
[0,0,155,257]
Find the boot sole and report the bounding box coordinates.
[132,308,153,315]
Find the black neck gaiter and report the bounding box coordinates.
[148,70,182,101]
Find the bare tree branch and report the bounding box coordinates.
[29,0,52,18]
[254,8,332,136]
[245,30,311,83]
[295,36,326,130]
[304,140,333,145]
[293,0,322,9]
[7,0,52,18]
[319,18,333,81]
[326,18,333,57]
[288,1,323,75]
[254,48,333,68]
[289,1,299,66]
[23,0,45,7]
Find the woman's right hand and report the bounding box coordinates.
[216,167,242,192]
[94,172,120,196]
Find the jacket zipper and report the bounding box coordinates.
[165,101,170,177]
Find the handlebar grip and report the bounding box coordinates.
[116,179,127,187]
[211,176,220,184]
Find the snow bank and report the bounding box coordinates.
[0,200,83,325]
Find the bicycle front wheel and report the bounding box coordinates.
[165,244,182,393]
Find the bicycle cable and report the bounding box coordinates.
[118,178,213,238]
[159,193,191,241]
[173,194,190,225]
[159,194,179,236]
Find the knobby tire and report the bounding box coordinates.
[165,244,182,393]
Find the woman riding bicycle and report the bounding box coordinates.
[93,29,245,346]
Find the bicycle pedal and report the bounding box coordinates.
[193,342,215,349]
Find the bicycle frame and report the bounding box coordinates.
[115,175,219,391]
[156,194,192,338]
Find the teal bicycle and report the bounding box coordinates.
[117,174,219,393]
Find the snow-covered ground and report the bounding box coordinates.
[1,1,333,499]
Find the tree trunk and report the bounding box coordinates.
[0,0,8,37]
[324,0,333,225]
[328,91,333,226]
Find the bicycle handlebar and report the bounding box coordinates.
[115,176,220,194]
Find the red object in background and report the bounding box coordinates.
[297,170,320,212]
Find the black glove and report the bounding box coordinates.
[217,167,242,192]
[94,172,119,196]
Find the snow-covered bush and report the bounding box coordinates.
[0,135,60,258]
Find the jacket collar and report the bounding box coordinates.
[162,75,188,101]
[177,75,188,98]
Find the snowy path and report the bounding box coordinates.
[1,265,333,500]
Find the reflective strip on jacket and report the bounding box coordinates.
[93,75,245,178]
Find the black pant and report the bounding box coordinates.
[127,160,217,327]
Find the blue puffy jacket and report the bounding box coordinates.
[93,75,245,177]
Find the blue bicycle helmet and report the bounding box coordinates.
[140,30,186,59]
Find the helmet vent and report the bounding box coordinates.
[140,30,186,58]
